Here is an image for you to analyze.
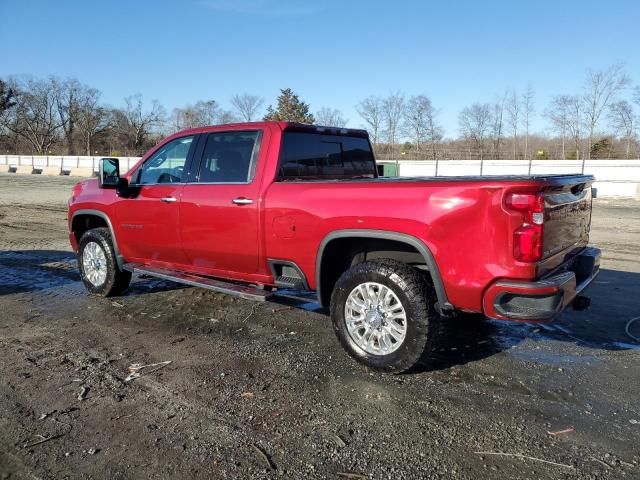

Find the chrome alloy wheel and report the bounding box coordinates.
[82,241,108,286]
[344,282,407,355]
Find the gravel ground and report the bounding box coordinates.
[1,173,639,479]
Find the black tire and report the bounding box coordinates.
[330,259,437,373]
[77,227,131,296]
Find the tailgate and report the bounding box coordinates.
[539,176,594,273]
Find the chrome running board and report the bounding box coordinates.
[124,264,269,302]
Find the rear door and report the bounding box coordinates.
[179,130,265,275]
[114,135,197,265]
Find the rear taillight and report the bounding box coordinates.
[506,192,544,262]
[70,182,83,203]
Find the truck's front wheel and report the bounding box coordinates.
[78,227,131,296]
[330,259,437,373]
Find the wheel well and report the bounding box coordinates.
[72,214,108,243]
[317,237,430,306]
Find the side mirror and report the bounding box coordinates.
[99,158,120,188]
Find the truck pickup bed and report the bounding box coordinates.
[68,121,600,372]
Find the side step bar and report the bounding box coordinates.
[124,264,269,302]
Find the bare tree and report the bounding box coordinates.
[191,100,218,125]
[114,94,165,154]
[424,102,444,161]
[382,92,405,158]
[546,95,573,159]
[583,63,631,158]
[608,100,636,159]
[491,93,506,159]
[172,100,239,132]
[565,95,584,160]
[217,109,238,124]
[355,96,383,148]
[0,77,63,154]
[171,100,225,132]
[230,94,264,122]
[77,88,110,156]
[404,95,443,160]
[505,89,519,159]
[459,103,492,160]
[521,84,535,160]
[315,107,347,127]
[53,77,88,155]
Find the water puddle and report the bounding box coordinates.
[508,349,596,367]
[0,250,79,295]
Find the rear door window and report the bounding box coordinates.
[196,131,261,183]
[278,132,376,180]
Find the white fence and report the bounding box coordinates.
[380,159,640,198]
[0,155,141,173]
[1,155,639,198]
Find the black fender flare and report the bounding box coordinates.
[315,229,452,311]
[71,209,124,270]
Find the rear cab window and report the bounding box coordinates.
[277,130,376,181]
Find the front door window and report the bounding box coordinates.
[137,136,194,184]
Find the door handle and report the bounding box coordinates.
[232,197,253,205]
[160,197,177,203]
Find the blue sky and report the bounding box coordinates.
[1,0,639,137]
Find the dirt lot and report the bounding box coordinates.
[1,173,639,480]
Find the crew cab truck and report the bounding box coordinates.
[68,121,601,372]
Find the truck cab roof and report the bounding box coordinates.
[174,121,369,138]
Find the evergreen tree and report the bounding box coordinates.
[590,138,615,159]
[263,88,315,123]
[0,79,17,114]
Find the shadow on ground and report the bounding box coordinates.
[0,250,185,296]
[423,269,640,372]
[2,251,639,374]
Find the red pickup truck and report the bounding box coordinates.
[68,121,600,372]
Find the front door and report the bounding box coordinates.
[114,135,196,266]
[179,130,264,275]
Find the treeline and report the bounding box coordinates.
[0,63,638,159]
[360,64,638,161]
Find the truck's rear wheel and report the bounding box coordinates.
[78,227,131,296]
[330,259,437,373]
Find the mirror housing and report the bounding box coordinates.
[115,176,141,199]
[116,177,129,196]
[99,158,120,188]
